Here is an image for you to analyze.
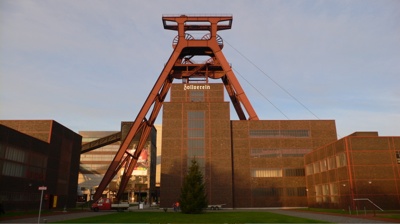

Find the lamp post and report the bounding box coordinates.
[368,181,372,199]
[367,181,374,216]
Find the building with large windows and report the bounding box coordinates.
[159,83,337,208]
[78,122,157,204]
[305,132,400,210]
[0,120,81,210]
[78,131,120,201]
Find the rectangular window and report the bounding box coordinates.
[250,148,280,158]
[249,130,310,138]
[5,147,26,163]
[297,187,307,196]
[315,185,322,203]
[313,162,320,173]
[265,188,283,196]
[286,187,307,197]
[187,111,205,171]
[252,188,283,197]
[284,168,305,177]
[281,148,311,157]
[189,91,205,102]
[306,164,313,175]
[322,184,329,202]
[2,161,25,178]
[251,169,282,177]
[329,183,338,195]
[320,159,327,172]
[286,188,296,196]
[188,129,204,138]
[336,153,347,168]
[250,148,311,158]
[327,157,336,170]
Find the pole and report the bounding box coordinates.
[37,186,47,224]
[38,189,44,224]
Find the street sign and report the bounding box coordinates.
[38,186,47,223]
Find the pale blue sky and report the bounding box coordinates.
[1,0,399,137]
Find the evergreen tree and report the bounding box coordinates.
[179,158,208,214]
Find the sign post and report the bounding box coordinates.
[38,186,47,224]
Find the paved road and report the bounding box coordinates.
[0,208,397,223]
[268,209,397,223]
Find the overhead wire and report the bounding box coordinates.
[224,40,320,120]
[231,67,290,119]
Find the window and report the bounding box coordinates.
[286,187,307,197]
[320,159,327,172]
[336,153,347,168]
[251,169,282,177]
[322,184,329,202]
[249,130,310,138]
[187,111,205,170]
[315,185,322,203]
[250,148,311,158]
[306,164,313,175]
[281,148,311,157]
[327,157,336,170]
[2,161,24,177]
[5,147,26,163]
[284,168,305,177]
[297,187,307,196]
[250,148,279,158]
[313,162,320,173]
[189,90,204,102]
[252,188,283,196]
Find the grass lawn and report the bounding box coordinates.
[383,214,400,219]
[56,211,327,223]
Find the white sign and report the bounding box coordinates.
[183,84,210,90]
[38,186,47,190]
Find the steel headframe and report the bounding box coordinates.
[92,14,258,203]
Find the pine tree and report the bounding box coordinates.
[179,158,208,214]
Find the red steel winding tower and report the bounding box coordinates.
[90,14,258,202]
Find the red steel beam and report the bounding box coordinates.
[92,45,182,202]
[92,15,258,202]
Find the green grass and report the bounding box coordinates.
[383,214,400,219]
[0,210,52,218]
[56,211,327,223]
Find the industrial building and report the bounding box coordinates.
[78,131,120,201]
[78,122,157,204]
[160,83,337,208]
[0,120,81,210]
[305,132,400,210]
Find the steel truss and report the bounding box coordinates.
[91,14,258,202]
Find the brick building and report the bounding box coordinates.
[0,120,81,210]
[160,83,337,208]
[78,122,157,204]
[305,132,400,210]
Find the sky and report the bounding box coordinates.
[1,0,399,138]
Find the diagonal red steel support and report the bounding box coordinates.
[215,50,259,120]
[92,45,181,202]
[92,15,258,203]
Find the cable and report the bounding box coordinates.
[232,67,290,119]
[225,40,320,120]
